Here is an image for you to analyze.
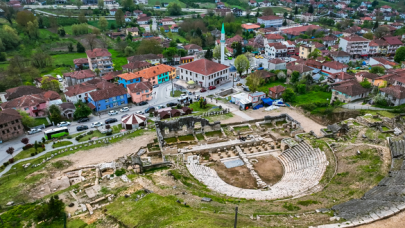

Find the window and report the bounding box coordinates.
[120,95,124,99]
[11,121,14,124]
[145,89,149,93]
[105,99,109,103]
[18,126,20,129]
[112,97,117,101]
[137,92,140,95]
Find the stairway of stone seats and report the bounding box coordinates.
[186,141,328,200]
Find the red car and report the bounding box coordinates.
[200,88,207,92]
[208,86,216,90]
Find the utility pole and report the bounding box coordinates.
[234,206,238,228]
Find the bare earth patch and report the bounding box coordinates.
[253,156,283,185]
[211,162,258,189]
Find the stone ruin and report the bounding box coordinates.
[155,116,221,147]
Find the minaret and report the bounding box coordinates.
[220,23,225,64]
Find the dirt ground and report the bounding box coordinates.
[211,162,258,189]
[359,211,405,228]
[53,132,155,170]
[253,156,283,185]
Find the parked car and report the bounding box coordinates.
[138,101,148,106]
[120,107,130,112]
[177,94,188,102]
[105,118,118,124]
[175,76,180,79]
[136,111,144,114]
[194,95,200,100]
[57,121,70,127]
[108,110,119,116]
[145,106,156,113]
[91,122,104,127]
[208,86,216,90]
[236,83,243,86]
[188,91,192,95]
[166,102,178,107]
[77,117,90,123]
[76,125,88,131]
[121,114,129,119]
[200,88,207,92]
[28,128,42,135]
[153,84,159,88]
[157,105,166,109]
[243,87,250,92]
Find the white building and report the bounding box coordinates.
[257,15,283,28]
[329,51,351,63]
[380,86,405,106]
[65,83,97,104]
[339,36,371,58]
[322,61,348,74]
[177,59,230,88]
[268,58,286,70]
[265,42,287,59]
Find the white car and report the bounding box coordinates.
[91,122,104,127]
[108,110,119,116]
[136,111,144,114]
[28,128,42,135]
[120,107,130,112]
[57,121,70,127]
[177,94,188,102]
[157,105,166,109]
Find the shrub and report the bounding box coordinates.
[9,158,14,163]
[31,153,35,156]
[3,162,9,167]
[106,132,112,136]
[283,202,300,211]
[115,168,126,176]
[67,136,72,139]
[75,135,84,141]
[23,144,33,150]
[87,130,94,135]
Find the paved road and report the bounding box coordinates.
[0,78,242,165]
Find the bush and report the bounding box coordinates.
[87,130,94,135]
[9,158,14,163]
[31,153,35,156]
[23,144,33,150]
[75,135,84,141]
[106,132,112,136]
[115,168,126,176]
[0,52,7,61]
[67,136,72,139]
[283,202,300,211]
[3,162,9,167]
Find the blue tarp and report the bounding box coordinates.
[258,67,264,70]
[261,98,274,106]
[253,104,263,110]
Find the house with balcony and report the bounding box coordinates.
[65,83,98,104]
[127,81,153,104]
[380,5,392,13]
[87,84,128,112]
[287,63,313,77]
[322,61,348,75]
[183,44,203,55]
[339,36,371,58]
[355,72,380,85]
[257,15,283,28]
[265,42,287,59]
[298,43,315,60]
[368,39,389,56]
[63,70,97,87]
[0,109,24,141]
[1,91,61,117]
[383,36,404,56]
[268,58,286,70]
[265,33,285,43]
[73,58,89,70]
[137,17,150,25]
[86,48,113,76]
[118,64,176,88]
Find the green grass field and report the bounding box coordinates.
[52,52,88,66]
[271,7,290,14]
[109,49,128,71]
[171,34,188,43]
[52,141,73,148]
[147,0,186,7]
[257,80,289,94]
[88,20,117,30]
[33,117,49,126]
[293,91,332,106]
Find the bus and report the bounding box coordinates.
[44,127,69,140]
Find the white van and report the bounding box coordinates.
[56,75,63,82]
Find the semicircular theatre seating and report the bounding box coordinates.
[187,141,328,200]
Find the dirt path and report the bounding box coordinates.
[54,132,155,169]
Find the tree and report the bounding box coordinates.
[246,72,264,92]
[294,6,298,15]
[73,100,92,119]
[205,49,213,60]
[373,20,379,30]
[213,45,228,60]
[122,0,135,11]
[78,13,87,24]
[98,0,104,9]
[75,0,83,10]
[124,46,135,56]
[372,0,379,7]
[360,78,372,88]
[136,39,163,54]
[98,17,108,31]
[262,7,273,16]
[16,11,36,28]
[27,20,39,39]
[307,49,321,59]
[34,141,39,152]
[31,50,53,69]
[256,9,260,18]
[374,26,390,38]
[160,26,165,35]
[363,32,374,40]
[58,27,66,37]
[308,4,314,14]
[296,83,306,94]
[370,66,385,74]
[17,110,35,127]
[283,19,287,26]
[77,42,85,53]
[277,71,287,82]
[373,93,388,106]
[291,71,300,83]
[85,34,97,50]
[35,196,64,222]
[48,105,62,124]
[234,55,250,82]
[394,46,405,63]
[282,88,296,102]
[283,12,288,18]
[94,68,101,77]
[41,79,60,92]
[92,28,101,36]
[21,138,29,145]
[0,5,16,25]
[0,25,20,50]
[6,147,14,158]
[167,2,182,16]
[115,9,125,28]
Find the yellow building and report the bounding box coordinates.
[298,44,315,59]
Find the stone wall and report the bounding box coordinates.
[216,88,236,97]
[143,162,172,172]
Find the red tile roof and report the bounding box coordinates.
[332,80,370,96]
[118,64,175,80]
[89,85,127,101]
[73,58,89,65]
[287,64,313,73]
[341,36,370,42]
[34,76,58,84]
[183,44,203,51]
[63,70,96,80]
[86,48,111,58]
[122,61,151,70]
[383,36,403,45]
[102,71,123,81]
[178,59,229,76]
[330,72,355,81]
[269,85,285,93]
[1,91,60,109]
[323,61,348,70]
[241,23,261,30]
[265,34,284,40]
[281,25,321,35]
[65,83,96,97]
[127,81,153,93]
[380,85,405,99]
[5,86,44,100]
[355,72,380,80]
[269,58,286,64]
[0,109,22,125]
[371,57,397,66]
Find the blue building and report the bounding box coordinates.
[88,86,128,112]
[117,73,142,88]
